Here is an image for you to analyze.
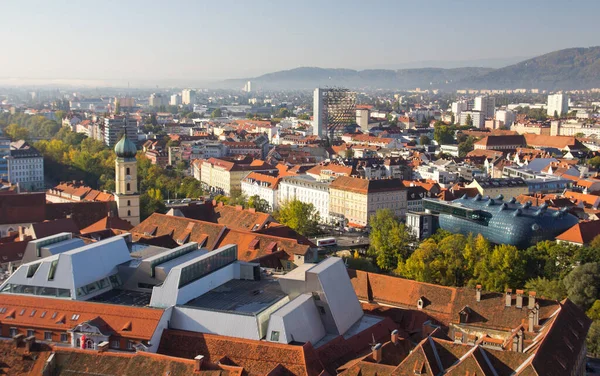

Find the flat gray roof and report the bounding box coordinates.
[184,278,287,315]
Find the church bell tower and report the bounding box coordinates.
[114,132,140,225]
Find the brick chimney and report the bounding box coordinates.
[371,343,382,363]
[505,288,512,307]
[515,289,524,309]
[391,329,399,345]
[528,291,536,309]
[476,284,482,302]
[194,355,204,372]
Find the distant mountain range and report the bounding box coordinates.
[222,47,600,91]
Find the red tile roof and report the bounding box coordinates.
[158,329,325,376]
[0,295,165,341]
[0,192,46,225]
[80,215,134,234]
[556,220,600,245]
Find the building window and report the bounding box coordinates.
[60,333,68,342]
[10,327,17,337]
[126,183,131,191]
[127,210,131,216]
[27,329,35,337]
[44,332,52,341]
[127,200,131,206]
[270,331,280,342]
[127,341,134,350]
[111,339,120,349]
[126,167,130,175]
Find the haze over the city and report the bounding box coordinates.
[2,0,600,87]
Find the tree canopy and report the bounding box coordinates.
[368,209,415,271]
[274,200,320,236]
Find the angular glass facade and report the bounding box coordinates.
[424,195,579,248]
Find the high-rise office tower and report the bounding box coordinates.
[182,89,196,105]
[547,93,569,117]
[313,88,356,139]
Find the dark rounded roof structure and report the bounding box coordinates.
[114,133,137,159]
[424,194,579,248]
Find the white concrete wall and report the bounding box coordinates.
[148,306,174,353]
[170,306,260,340]
[267,294,326,344]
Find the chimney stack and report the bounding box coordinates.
[505,288,512,307]
[476,284,482,302]
[371,343,382,363]
[528,310,535,332]
[534,303,540,326]
[516,289,524,309]
[18,226,25,242]
[391,329,399,345]
[528,291,536,309]
[194,355,204,372]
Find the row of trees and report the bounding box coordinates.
[0,113,62,140]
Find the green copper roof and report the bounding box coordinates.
[114,133,137,158]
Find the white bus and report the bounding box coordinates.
[316,237,337,247]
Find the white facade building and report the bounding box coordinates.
[170,94,182,106]
[240,172,279,212]
[182,89,196,105]
[547,93,568,117]
[474,96,496,119]
[278,175,331,223]
[459,110,484,128]
[495,109,516,127]
[451,100,468,123]
[6,142,44,191]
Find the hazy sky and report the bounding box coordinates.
[1,0,599,84]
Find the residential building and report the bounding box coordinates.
[355,108,369,131]
[329,176,407,227]
[413,164,458,185]
[465,177,529,198]
[473,95,495,119]
[495,109,516,127]
[240,172,280,212]
[182,89,195,105]
[451,99,468,122]
[547,93,568,116]
[103,116,137,147]
[0,136,9,180]
[459,110,484,128]
[313,88,356,139]
[170,94,182,106]
[473,134,526,151]
[439,144,459,157]
[200,156,276,195]
[46,182,114,203]
[556,221,600,246]
[149,93,168,107]
[406,211,438,240]
[6,141,44,191]
[114,134,140,226]
[278,175,331,223]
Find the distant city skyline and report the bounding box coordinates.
[1,0,600,86]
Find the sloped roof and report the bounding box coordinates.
[330,176,405,194]
[30,218,80,238]
[556,220,600,245]
[524,134,584,150]
[158,329,325,376]
[0,295,164,340]
[0,192,46,225]
[474,135,526,147]
[80,215,134,234]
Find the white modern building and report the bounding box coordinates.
[547,93,568,117]
[451,100,468,123]
[278,175,331,223]
[495,109,516,127]
[170,94,182,106]
[182,89,196,105]
[459,110,484,128]
[474,96,496,119]
[313,88,356,139]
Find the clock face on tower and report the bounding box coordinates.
[126,175,131,181]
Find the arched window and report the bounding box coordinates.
[128,210,131,216]
[126,183,131,191]
[126,167,130,175]
[127,200,131,206]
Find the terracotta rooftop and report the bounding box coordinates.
[158,329,325,376]
[0,295,165,341]
[80,215,134,234]
[330,176,405,195]
[524,134,584,150]
[556,220,600,245]
[474,135,526,147]
[0,192,46,225]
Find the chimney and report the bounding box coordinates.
[534,303,540,326]
[13,333,25,349]
[25,335,35,352]
[371,343,382,363]
[505,288,512,307]
[18,226,25,241]
[476,284,482,302]
[528,291,536,309]
[528,310,535,332]
[516,289,524,309]
[194,355,204,372]
[391,329,399,345]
